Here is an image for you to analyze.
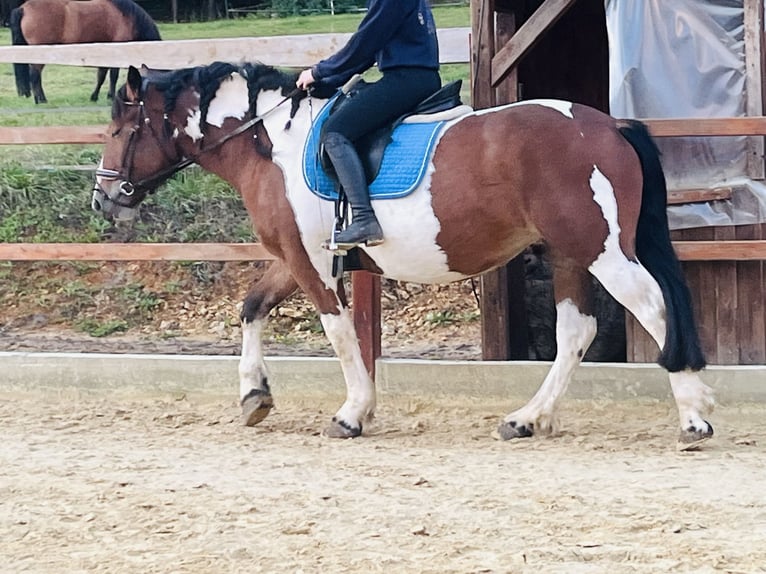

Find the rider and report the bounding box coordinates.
[296,0,441,250]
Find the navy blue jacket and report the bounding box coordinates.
[312,0,439,88]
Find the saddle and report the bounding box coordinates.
[308,80,470,197]
[306,80,470,274]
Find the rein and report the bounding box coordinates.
[96,87,301,205]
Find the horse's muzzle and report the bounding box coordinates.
[91,182,138,222]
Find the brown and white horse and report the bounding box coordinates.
[92,63,714,446]
[10,0,160,104]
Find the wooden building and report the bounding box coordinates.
[472,0,766,365]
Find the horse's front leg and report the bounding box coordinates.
[290,267,374,438]
[239,260,298,426]
[319,299,376,438]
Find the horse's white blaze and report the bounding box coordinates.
[321,309,376,424]
[238,319,268,400]
[92,158,139,220]
[506,298,597,433]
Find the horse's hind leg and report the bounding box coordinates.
[239,260,298,426]
[497,265,597,439]
[30,64,46,104]
[589,250,714,445]
[91,67,108,101]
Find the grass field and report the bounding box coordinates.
[0,6,471,245]
[0,6,470,115]
[0,6,472,337]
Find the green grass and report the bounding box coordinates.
[0,5,469,113]
[0,6,470,245]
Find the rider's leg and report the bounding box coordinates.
[321,67,441,249]
[323,131,384,248]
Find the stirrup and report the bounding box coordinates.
[321,236,384,252]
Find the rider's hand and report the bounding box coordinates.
[296,68,315,91]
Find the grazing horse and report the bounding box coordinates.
[92,63,715,446]
[10,0,160,104]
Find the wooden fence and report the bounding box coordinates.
[1,32,766,370]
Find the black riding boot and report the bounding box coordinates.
[323,132,384,249]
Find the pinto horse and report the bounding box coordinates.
[10,0,160,104]
[92,63,715,446]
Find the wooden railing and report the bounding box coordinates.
[1,33,766,372]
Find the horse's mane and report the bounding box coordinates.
[150,62,303,131]
[108,0,161,41]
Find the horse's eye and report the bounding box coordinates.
[111,128,122,137]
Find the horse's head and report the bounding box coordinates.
[92,65,188,221]
[93,62,305,222]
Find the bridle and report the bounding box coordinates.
[94,86,301,208]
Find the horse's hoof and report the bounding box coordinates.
[241,390,274,427]
[677,421,714,451]
[323,417,362,439]
[494,420,534,440]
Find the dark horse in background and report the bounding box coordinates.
[10,0,160,104]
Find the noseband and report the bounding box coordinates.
[95,87,301,208]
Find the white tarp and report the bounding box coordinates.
[605,0,766,228]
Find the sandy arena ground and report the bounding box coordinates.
[1,391,765,574]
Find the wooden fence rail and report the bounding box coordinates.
[2,32,765,370]
[0,29,471,69]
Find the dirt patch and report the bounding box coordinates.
[1,394,765,573]
[0,260,482,359]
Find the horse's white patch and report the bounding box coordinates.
[587,165,666,347]
[183,74,249,141]
[503,298,596,434]
[259,90,468,288]
[471,98,574,119]
[238,319,268,400]
[589,165,620,251]
[184,108,204,141]
[206,73,249,127]
[321,308,376,424]
[669,370,715,430]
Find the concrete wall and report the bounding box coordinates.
[2,352,764,404]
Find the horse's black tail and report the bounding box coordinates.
[618,120,706,372]
[10,7,31,98]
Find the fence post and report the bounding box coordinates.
[352,271,381,380]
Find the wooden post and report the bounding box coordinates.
[352,271,381,380]
[744,0,765,179]
[472,0,528,360]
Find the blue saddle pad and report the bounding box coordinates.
[303,94,447,201]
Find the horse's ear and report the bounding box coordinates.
[126,66,142,102]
